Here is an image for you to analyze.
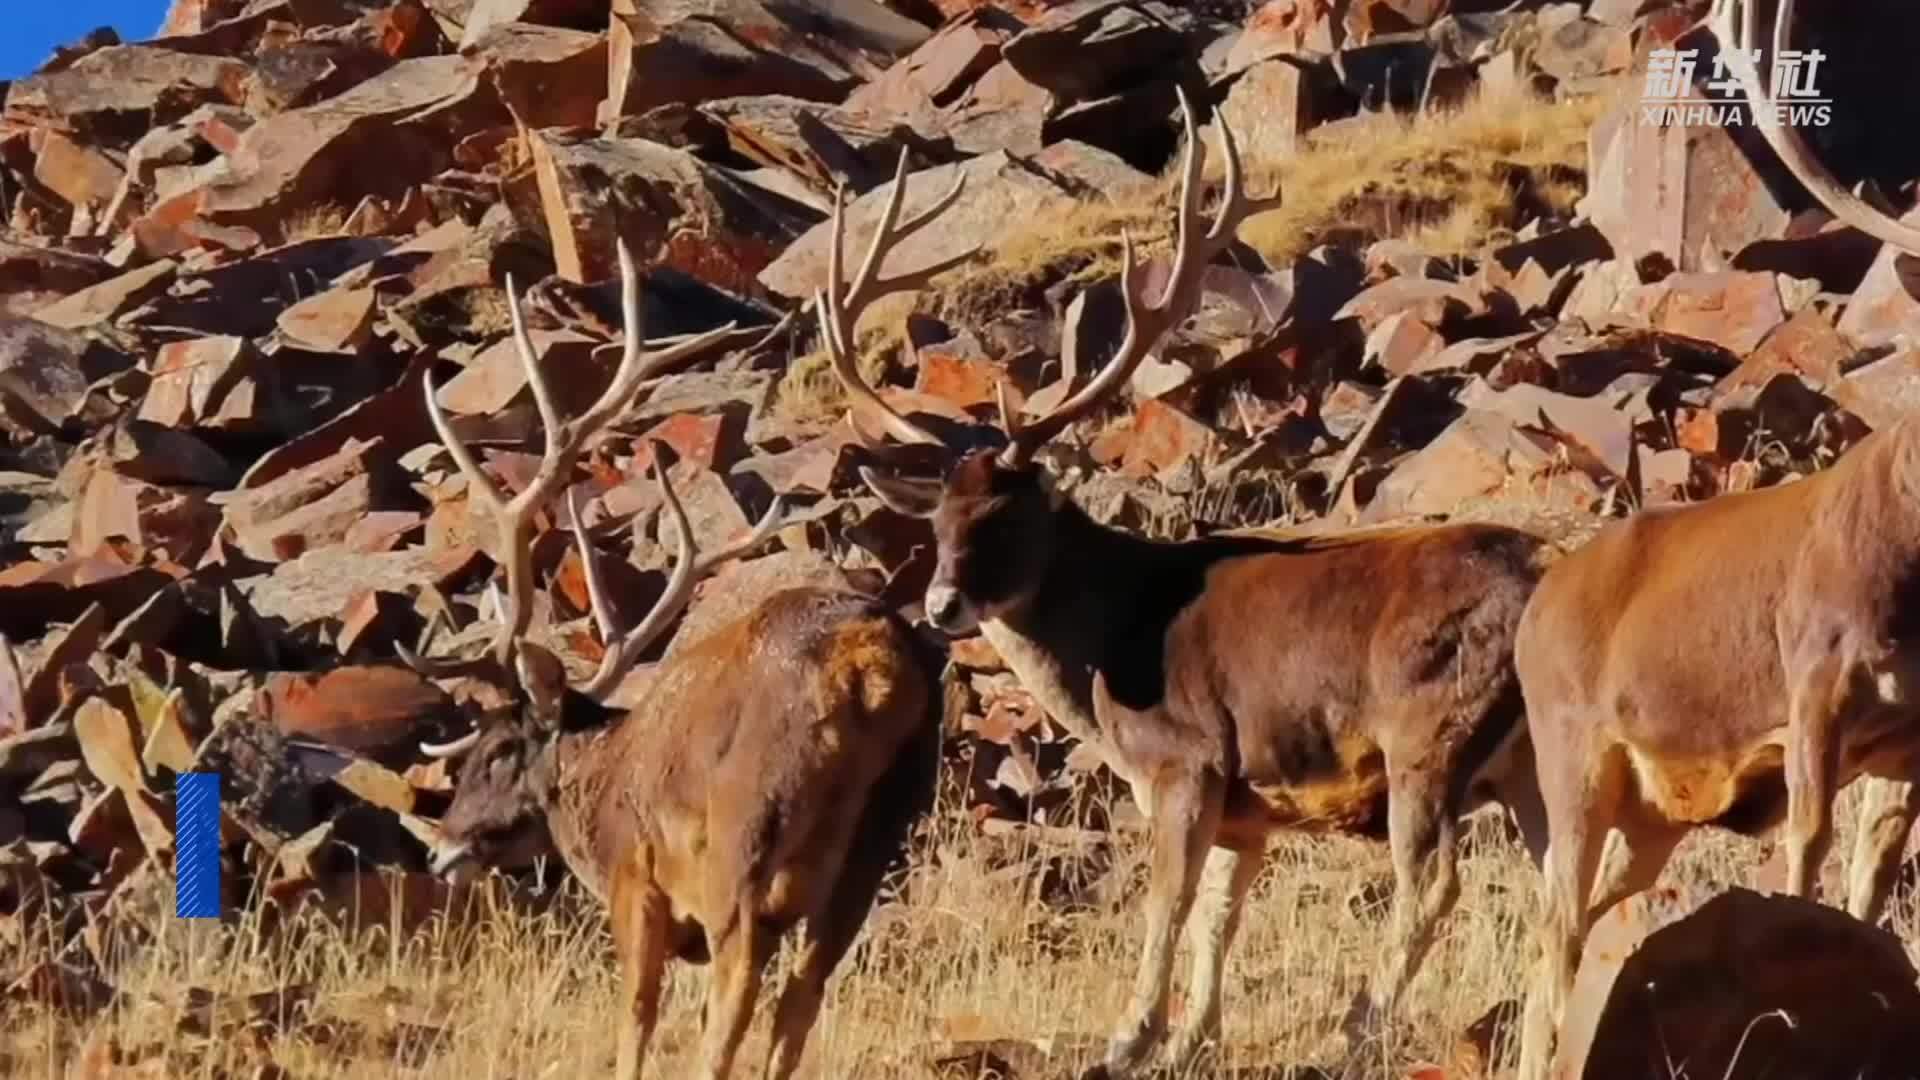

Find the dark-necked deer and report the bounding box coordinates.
[407,244,942,1080]
[1514,2,1920,1075]
[825,89,1552,1076]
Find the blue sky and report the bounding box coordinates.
[1,2,172,81]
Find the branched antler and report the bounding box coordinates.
[410,240,737,675]
[1709,0,1920,254]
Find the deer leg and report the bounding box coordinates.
[1845,776,1920,924]
[1783,657,1850,901]
[763,844,898,1080]
[693,902,772,1080]
[1516,733,1621,1080]
[1099,766,1225,1079]
[1165,842,1263,1070]
[1351,764,1460,1045]
[1582,819,1683,924]
[611,858,670,1080]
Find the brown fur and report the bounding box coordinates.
[1513,419,1920,1079]
[869,449,1549,1076]
[437,588,941,1080]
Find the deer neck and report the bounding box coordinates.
[979,501,1162,754]
[536,726,624,901]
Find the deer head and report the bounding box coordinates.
[409,244,783,875]
[837,88,1281,634]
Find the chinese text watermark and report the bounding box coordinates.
[1639,46,1832,128]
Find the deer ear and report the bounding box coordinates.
[859,466,942,519]
[515,643,569,730]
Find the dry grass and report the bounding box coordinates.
[7,780,1916,1080]
[938,79,1623,324]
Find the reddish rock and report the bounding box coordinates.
[1836,206,1920,349]
[31,259,178,330]
[1721,307,1851,393]
[1584,85,1794,273]
[70,471,221,565]
[1649,271,1786,356]
[915,348,1004,410]
[138,336,258,430]
[223,437,413,562]
[637,411,748,472]
[607,14,845,121]
[198,55,508,237]
[262,665,454,758]
[761,151,1073,300]
[473,22,609,130]
[1121,399,1214,479]
[1333,276,1478,335]
[1363,310,1446,375]
[1216,57,1329,162]
[276,286,378,353]
[1230,0,1340,71]
[32,133,124,214]
[530,130,816,286]
[3,46,249,137]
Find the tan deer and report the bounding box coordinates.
[406,243,943,1080]
[824,89,1553,1077]
[1514,2,1920,1075]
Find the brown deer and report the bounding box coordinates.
[826,89,1553,1076]
[1514,2,1920,1075]
[406,244,943,1080]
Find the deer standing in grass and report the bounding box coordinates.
[1514,2,1920,1075]
[406,244,942,1080]
[825,89,1552,1077]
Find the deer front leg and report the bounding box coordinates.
[1093,766,1224,1079]
[1783,656,1850,901]
[610,855,670,1080]
[1164,842,1262,1070]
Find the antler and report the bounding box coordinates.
[815,148,976,449]
[421,449,784,757]
[569,456,785,701]
[1710,0,1920,254]
[996,86,1282,468]
[415,240,739,673]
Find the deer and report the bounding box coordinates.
[820,87,1554,1077]
[1514,2,1920,1075]
[402,241,944,1080]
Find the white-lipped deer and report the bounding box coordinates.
[826,89,1552,1077]
[1514,2,1920,1075]
[407,244,942,1080]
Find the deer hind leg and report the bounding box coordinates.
[1845,776,1920,924]
[1516,733,1625,1080]
[692,901,773,1080]
[1349,761,1460,1047]
[762,798,915,1080]
[1098,765,1225,1079]
[610,856,670,1080]
[1164,842,1264,1070]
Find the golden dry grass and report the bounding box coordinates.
[6,780,1917,1080]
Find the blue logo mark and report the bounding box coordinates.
[174,771,220,919]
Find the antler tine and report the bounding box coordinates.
[414,239,740,673]
[693,496,787,577]
[1710,0,1920,254]
[578,443,701,701]
[567,488,620,644]
[998,87,1280,468]
[819,149,979,450]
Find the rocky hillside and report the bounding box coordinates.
[5,0,1920,1001]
